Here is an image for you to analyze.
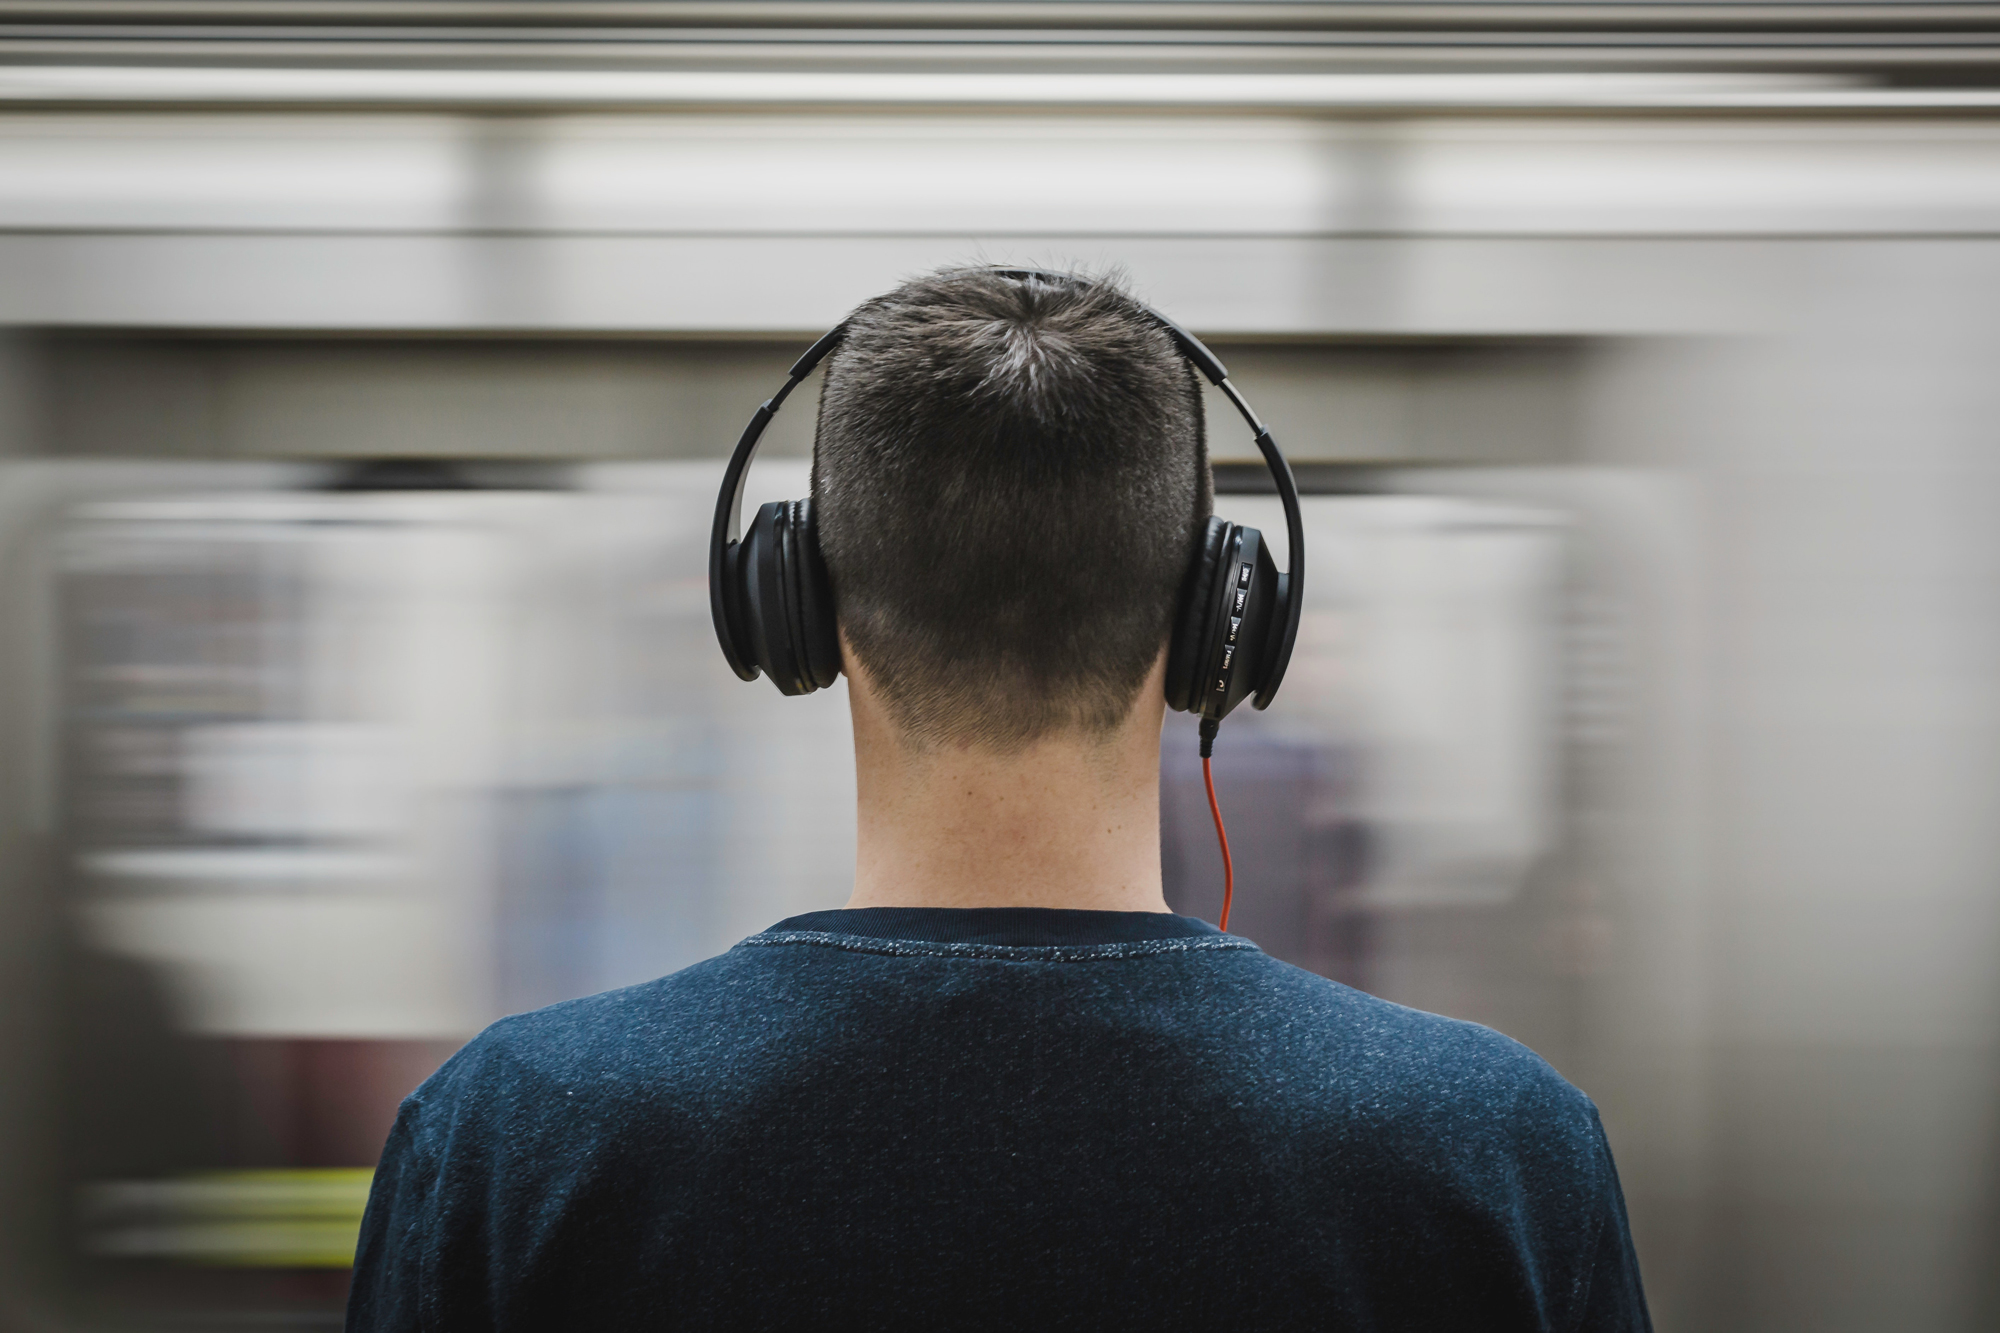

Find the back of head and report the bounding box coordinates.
[812,267,1211,751]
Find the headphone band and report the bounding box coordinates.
[708,268,1305,708]
[714,321,848,549]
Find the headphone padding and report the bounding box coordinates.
[1165,516,1231,714]
[748,501,804,695]
[777,505,813,693]
[791,499,843,690]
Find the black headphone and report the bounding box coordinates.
[708,269,1305,734]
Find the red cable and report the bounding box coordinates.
[1202,754,1234,933]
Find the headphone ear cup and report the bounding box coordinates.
[744,499,840,696]
[790,499,842,690]
[1165,517,1232,713]
[715,520,757,681]
[744,501,801,693]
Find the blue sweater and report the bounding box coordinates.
[348,908,1650,1331]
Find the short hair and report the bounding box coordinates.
[811,266,1211,750]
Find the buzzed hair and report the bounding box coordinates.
[811,266,1212,750]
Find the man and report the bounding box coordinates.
[347,267,1651,1330]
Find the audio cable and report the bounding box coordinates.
[1198,718,1234,933]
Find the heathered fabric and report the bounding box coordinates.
[347,908,1650,1332]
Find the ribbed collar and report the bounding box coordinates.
[766,907,1223,948]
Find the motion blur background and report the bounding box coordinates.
[0,1,1997,1328]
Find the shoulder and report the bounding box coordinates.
[397,949,783,1146]
[1230,961,1641,1325]
[1236,956,1606,1165]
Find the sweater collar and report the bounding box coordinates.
[766,907,1223,948]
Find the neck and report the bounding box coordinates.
[843,659,1170,914]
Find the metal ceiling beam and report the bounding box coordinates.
[3,4,2000,32]
[5,3,2000,104]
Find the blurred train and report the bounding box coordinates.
[28,459,1587,1317]
[4,4,2000,1330]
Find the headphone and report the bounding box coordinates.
[708,268,1305,736]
